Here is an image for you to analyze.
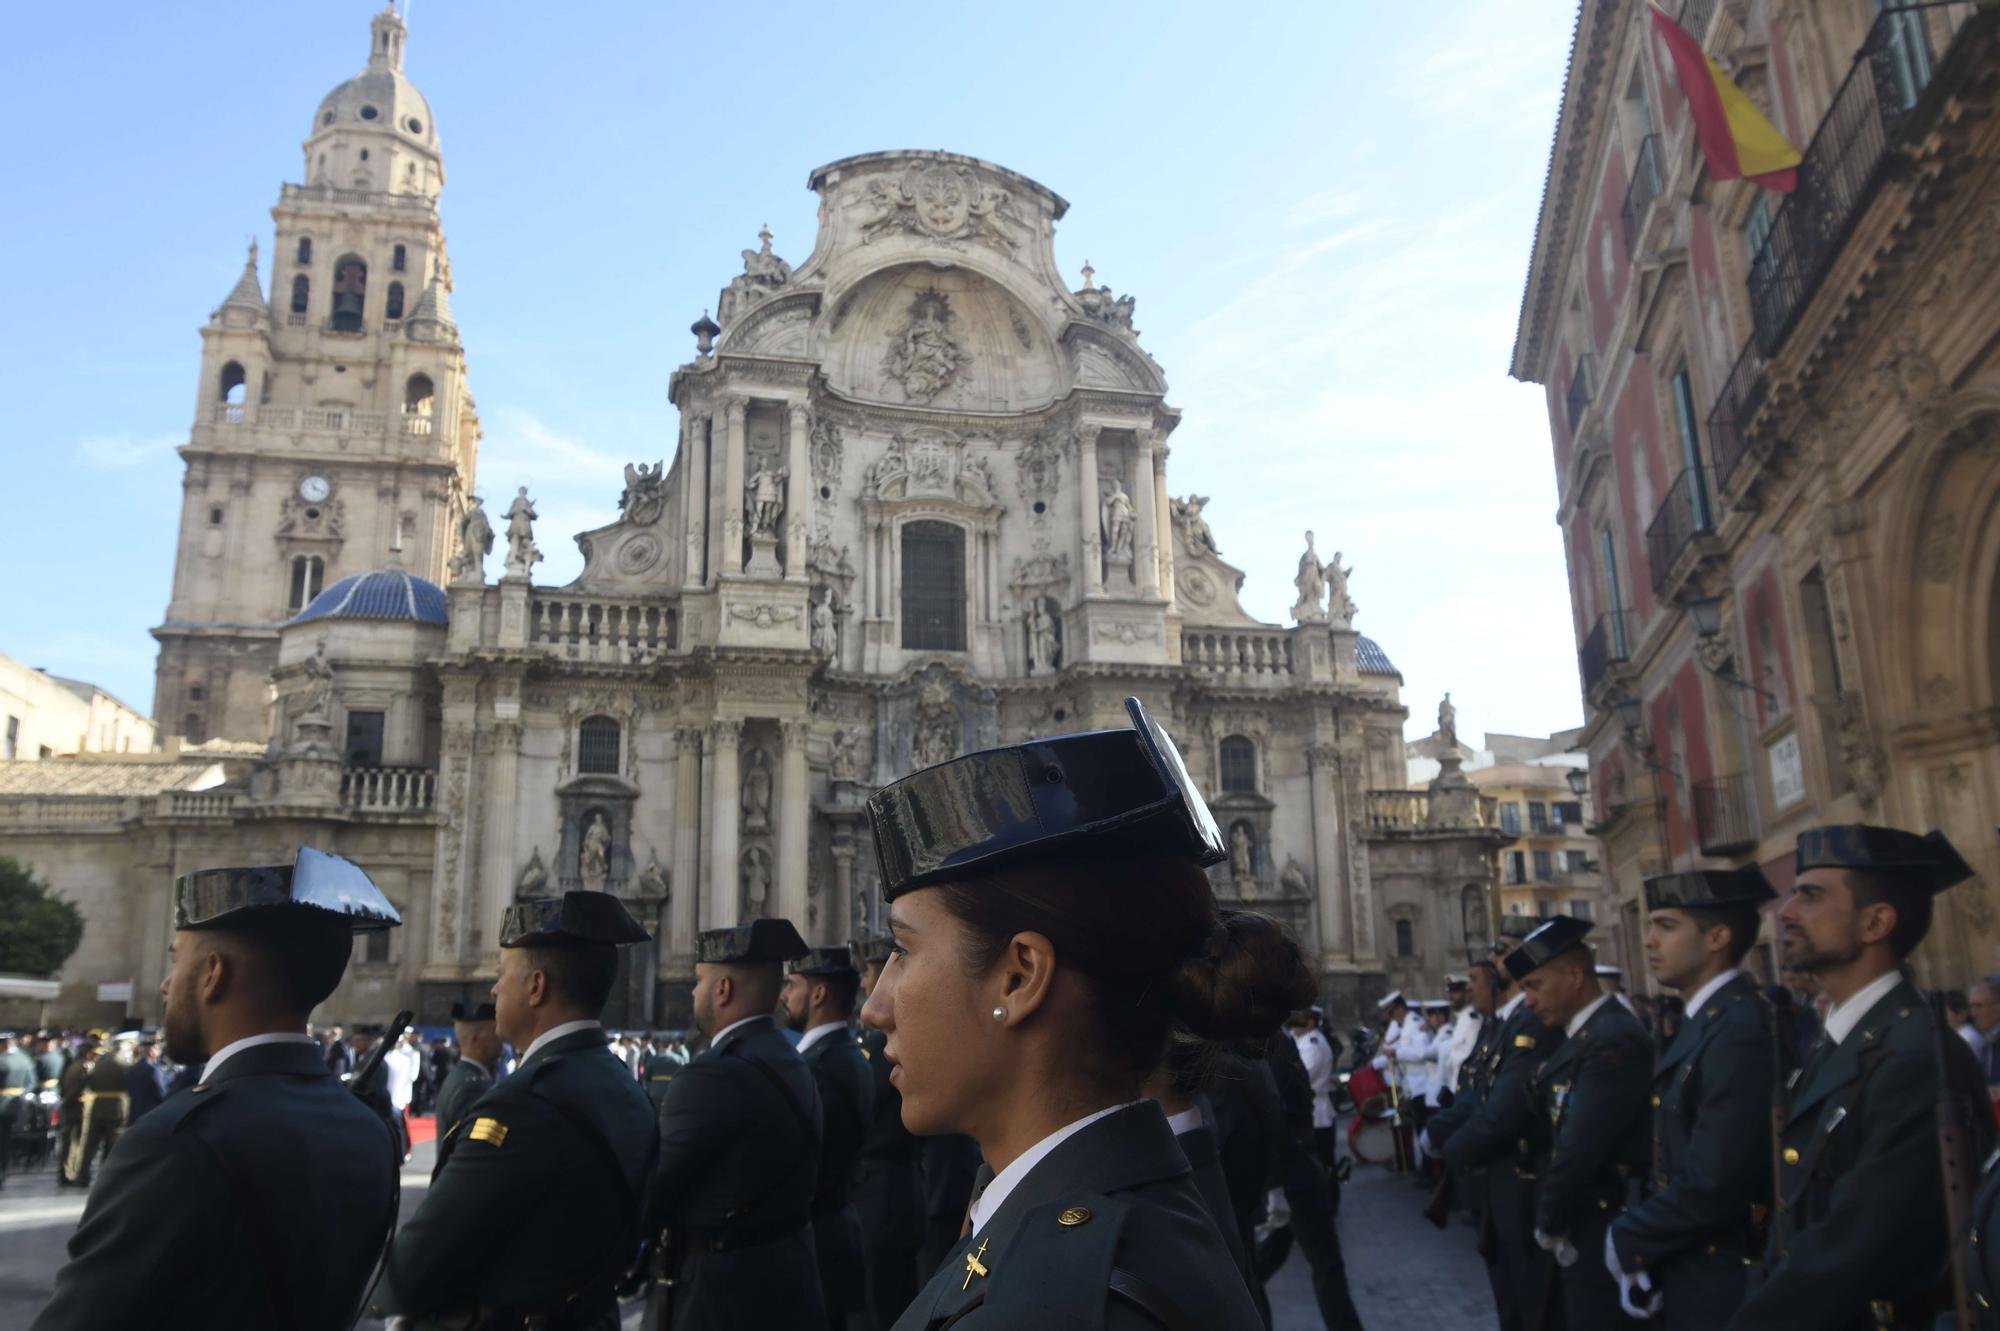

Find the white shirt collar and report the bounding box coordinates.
[1164,1105,1205,1137]
[969,1102,1137,1237]
[200,1032,318,1085]
[708,1013,771,1051]
[1566,992,1614,1039]
[1682,968,1741,1022]
[1823,970,1904,1045]
[1498,991,1527,1021]
[521,1019,604,1065]
[795,1020,848,1055]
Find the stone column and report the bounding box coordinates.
[1078,427,1104,597]
[1133,430,1161,598]
[785,404,811,583]
[707,719,742,928]
[830,838,856,946]
[682,413,708,590]
[777,720,810,930]
[1152,444,1176,604]
[721,398,748,575]
[1308,744,1350,960]
[479,719,523,964]
[671,726,702,949]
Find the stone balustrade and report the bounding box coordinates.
[340,766,436,812]
[1180,628,1295,679]
[163,790,240,818]
[530,593,678,664]
[1368,790,1501,834]
[0,796,129,828]
[208,403,446,444]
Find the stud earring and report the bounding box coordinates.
[992,1006,1007,1023]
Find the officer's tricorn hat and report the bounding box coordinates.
[1502,914,1593,983]
[174,847,402,933]
[450,1001,497,1022]
[1644,864,1778,912]
[867,697,1226,901]
[696,917,809,965]
[853,936,894,968]
[1796,825,1976,895]
[499,891,651,948]
[789,945,859,978]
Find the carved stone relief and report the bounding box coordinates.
[882,288,971,403]
[857,162,1024,256]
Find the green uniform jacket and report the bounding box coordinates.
[377,1025,658,1328]
[891,1102,1262,1330]
[643,1051,681,1108]
[36,1049,64,1088]
[0,1048,34,1121]
[30,1040,400,1331]
[801,1025,877,1315]
[1731,978,1994,1331]
[1531,996,1652,1242]
[430,1055,494,1145]
[853,1023,925,1247]
[1435,997,1563,1241]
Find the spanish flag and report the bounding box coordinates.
[1649,3,1802,192]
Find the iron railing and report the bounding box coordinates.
[1708,341,1771,491]
[1679,0,1721,42]
[1622,134,1664,252]
[1647,466,1716,592]
[1692,772,1759,855]
[1747,5,1947,355]
[1565,354,1596,433]
[1580,610,1634,694]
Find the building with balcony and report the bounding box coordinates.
[1513,1,2000,983]
[0,9,1501,1028]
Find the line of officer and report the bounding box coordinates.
[642,1029,685,1110]
[33,847,404,1331]
[0,1030,36,1189]
[784,944,879,1331]
[853,936,927,1331]
[638,917,825,1331]
[430,999,499,1147]
[375,890,659,1330]
[1607,865,1778,1326]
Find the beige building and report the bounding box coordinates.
[1514,2,2000,983]
[0,8,1502,1028]
[0,653,156,761]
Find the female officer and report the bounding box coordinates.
[863,698,1307,1330]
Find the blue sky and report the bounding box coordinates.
[1,0,1582,744]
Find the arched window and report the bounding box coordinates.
[1395,918,1416,958]
[901,521,966,651]
[290,275,310,314]
[1218,735,1257,794]
[331,256,367,332]
[296,236,312,265]
[183,713,205,745]
[218,361,247,404]
[404,373,434,415]
[578,716,621,774]
[385,281,405,320]
[392,243,408,272]
[288,555,325,612]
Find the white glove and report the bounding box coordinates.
[1263,1186,1291,1228]
[1603,1227,1624,1278]
[1418,1129,1434,1157]
[1617,1269,1662,1319]
[1371,1053,1389,1070]
[1533,1229,1579,1267]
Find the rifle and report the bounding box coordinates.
[1764,989,1788,1263]
[346,1009,411,1331]
[1925,989,1983,1331]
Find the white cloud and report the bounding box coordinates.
[78,431,180,471]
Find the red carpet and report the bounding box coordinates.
[409,1114,437,1145]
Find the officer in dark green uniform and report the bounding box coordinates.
[1432,950,1562,1331]
[1504,914,1652,1328]
[854,936,926,1331]
[31,847,403,1331]
[639,917,824,1331]
[0,1031,34,1188]
[643,1031,683,1109]
[430,1000,499,1147]
[1732,826,1993,1331]
[376,890,659,1331]
[783,944,879,1331]
[34,1032,65,1089]
[1607,866,1777,1326]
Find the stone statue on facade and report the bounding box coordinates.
[912,680,960,769]
[518,846,548,896]
[1326,551,1356,625]
[638,850,668,900]
[831,727,867,782]
[883,289,969,403]
[504,486,542,578]
[1292,530,1329,623]
[742,846,772,915]
[738,225,791,290]
[746,463,788,537]
[298,640,334,720]
[451,497,494,582]
[810,589,839,657]
[579,813,611,891]
[620,461,666,525]
[1173,495,1219,556]
[742,748,773,831]
[1100,479,1136,563]
[1438,692,1459,749]
[1229,822,1255,882]
[1028,598,1061,675]
[1280,857,1310,898]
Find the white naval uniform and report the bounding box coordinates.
[1293,1027,1338,1130]
[1441,1006,1485,1095]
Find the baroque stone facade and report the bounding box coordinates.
[0,11,1502,1030]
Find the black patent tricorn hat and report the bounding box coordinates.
[867,697,1226,901]
[450,1001,496,1022]
[789,945,859,978]
[696,917,809,965]
[174,847,401,933]
[1501,914,1593,983]
[1644,864,1778,912]
[853,936,894,968]
[499,891,650,948]
[1796,825,1975,895]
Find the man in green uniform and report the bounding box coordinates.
[1730,826,1993,1330]
[0,1031,35,1188]
[32,847,404,1331]
[639,917,824,1331]
[643,1031,683,1109]
[376,891,659,1330]
[430,1000,500,1146]
[783,944,878,1331]
[34,1032,66,1089]
[854,936,926,1331]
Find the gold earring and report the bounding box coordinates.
[992,1006,1006,1023]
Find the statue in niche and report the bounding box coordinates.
[1292,530,1328,623]
[742,748,773,831]
[883,288,970,403]
[912,680,960,769]
[620,461,666,526]
[504,486,542,577]
[1028,598,1062,675]
[298,640,334,719]
[1438,693,1459,749]
[1100,479,1136,562]
[517,846,548,896]
[1173,495,1219,556]
[638,850,668,900]
[1229,822,1255,882]
[579,813,611,891]
[742,846,772,915]
[831,727,867,782]
[746,462,788,538]
[451,496,494,580]
[811,588,840,658]
[738,225,791,290]
[1326,550,1357,625]
[1280,857,1310,899]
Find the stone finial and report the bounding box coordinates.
[1080,261,1096,291]
[692,309,720,358]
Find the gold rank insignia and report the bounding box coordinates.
[961,1238,990,1290]
[469,1117,509,1147]
[1514,1035,1536,1049]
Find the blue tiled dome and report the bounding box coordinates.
[290,568,448,627]
[1356,635,1399,677]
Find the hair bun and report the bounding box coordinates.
[1165,910,1318,1047]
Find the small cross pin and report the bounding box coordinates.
[962,1238,991,1290]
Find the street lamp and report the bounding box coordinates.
[1566,767,1588,798]
[1683,593,1725,638]
[1677,592,1777,701]
[1613,694,1645,734]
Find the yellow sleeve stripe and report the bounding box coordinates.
[469,1117,509,1147]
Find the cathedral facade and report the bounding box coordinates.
[0,9,1502,1030]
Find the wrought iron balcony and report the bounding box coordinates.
[1678,0,1720,43]
[1621,134,1664,253]
[1692,771,1759,856]
[1579,610,1633,696]
[1747,5,1949,355]
[1565,354,1596,433]
[1707,341,1772,493]
[1647,466,1716,593]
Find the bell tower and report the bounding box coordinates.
[152,5,479,745]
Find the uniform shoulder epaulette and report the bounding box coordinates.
[1514,1034,1536,1049]
[158,1079,234,1135]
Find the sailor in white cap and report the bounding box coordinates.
[1439,976,1485,1100]
[1595,961,1638,1018]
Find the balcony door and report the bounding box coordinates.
[1601,526,1630,657]
[1672,366,1712,531]
[1875,1,1935,113]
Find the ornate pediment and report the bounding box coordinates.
[1060,323,1166,395]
